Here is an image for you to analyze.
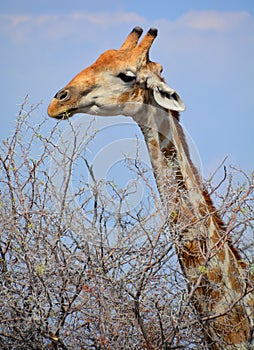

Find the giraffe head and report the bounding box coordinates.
[48,27,185,120]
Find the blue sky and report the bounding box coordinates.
[1,0,254,181]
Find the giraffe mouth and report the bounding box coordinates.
[54,108,79,120]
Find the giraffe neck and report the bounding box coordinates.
[133,104,203,209]
[133,104,253,349]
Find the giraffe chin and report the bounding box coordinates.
[76,102,144,117]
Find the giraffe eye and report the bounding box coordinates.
[118,72,136,83]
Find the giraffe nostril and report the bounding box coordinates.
[54,89,70,101]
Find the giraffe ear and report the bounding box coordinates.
[153,83,185,111]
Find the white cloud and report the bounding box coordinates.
[2,14,30,27]
[177,10,252,31]
[2,10,253,50]
[152,10,254,70]
[70,11,146,26]
[0,12,146,44]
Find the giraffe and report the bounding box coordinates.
[48,27,253,349]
